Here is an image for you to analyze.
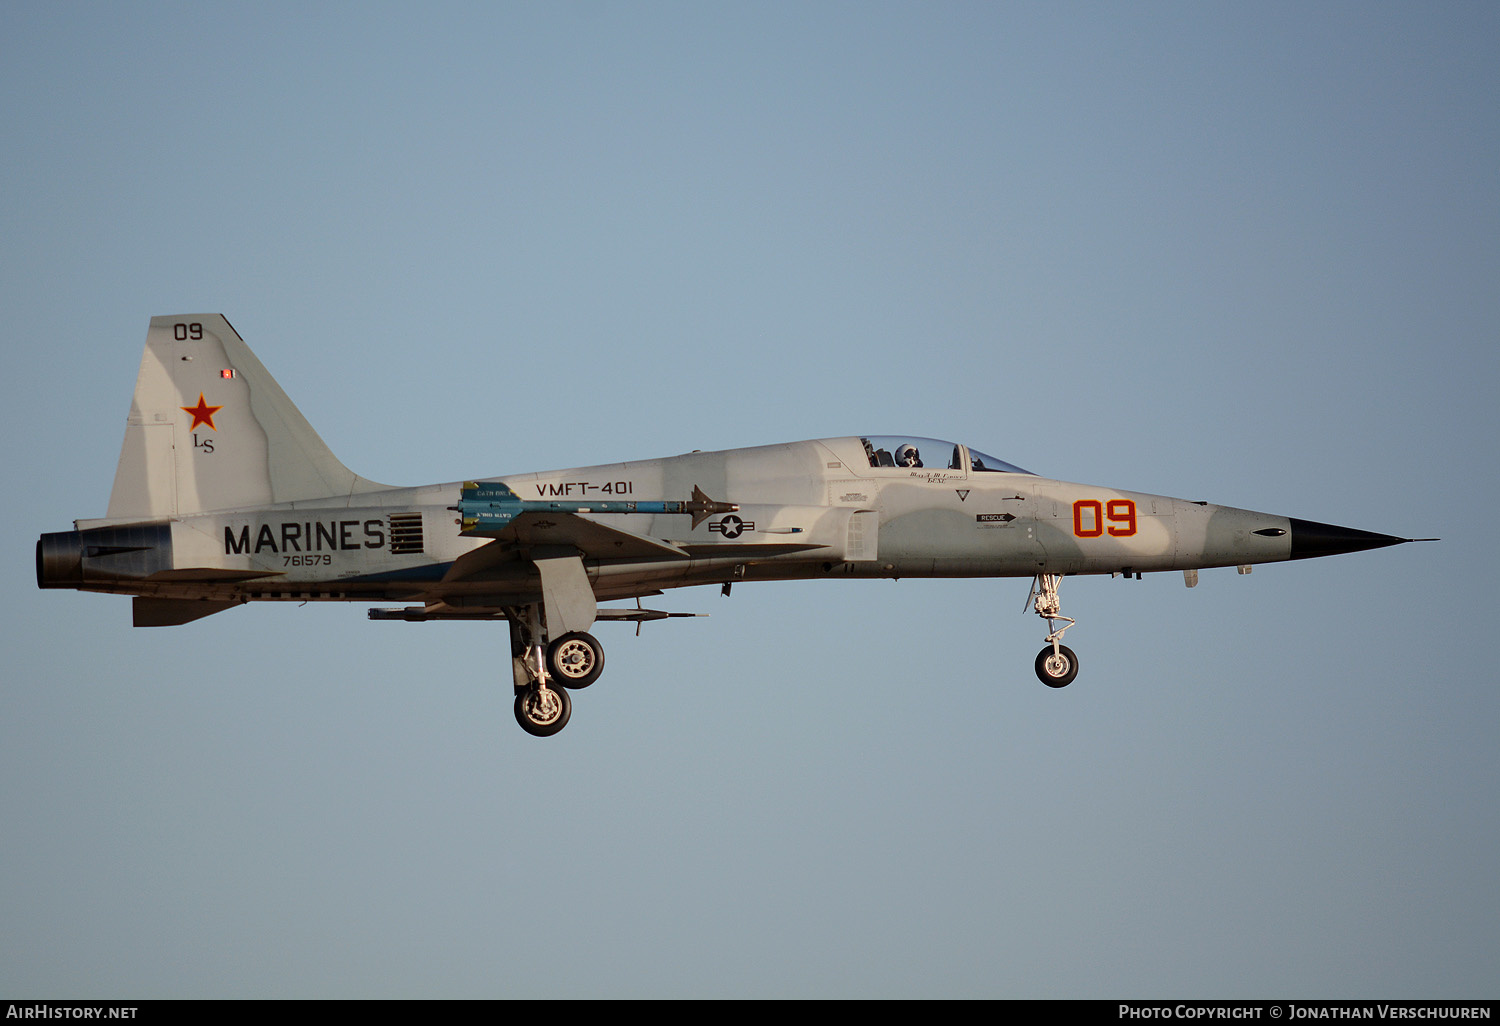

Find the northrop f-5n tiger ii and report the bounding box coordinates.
[36,315,1428,736]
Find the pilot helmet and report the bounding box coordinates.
[895,443,921,467]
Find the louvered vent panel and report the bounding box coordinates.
[388,513,424,554]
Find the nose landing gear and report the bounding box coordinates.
[1028,573,1079,688]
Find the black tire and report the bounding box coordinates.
[514,683,572,736]
[546,631,605,689]
[1034,645,1079,688]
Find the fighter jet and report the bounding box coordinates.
[36,315,1427,736]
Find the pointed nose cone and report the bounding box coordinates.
[1288,518,1409,560]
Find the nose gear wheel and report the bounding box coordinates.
[1027,574,1080,688]
[1035,644,1079,688]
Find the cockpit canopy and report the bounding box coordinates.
[859,436,1032,475]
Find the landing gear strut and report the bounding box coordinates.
[1029,573,1079,688]
[507,604,600,736]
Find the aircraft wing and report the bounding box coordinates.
[443,510,688,584]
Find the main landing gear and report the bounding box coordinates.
[1029,573,1079,688]
[514,678,571,737]
[546,632,605,689]
[508,604,605,737]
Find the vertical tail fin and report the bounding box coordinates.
[101,314,389,521]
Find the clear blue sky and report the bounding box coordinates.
[3,1,1496,998]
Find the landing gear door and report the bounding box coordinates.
[534,555,597,635]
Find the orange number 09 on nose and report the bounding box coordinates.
[1072,499,1137,538]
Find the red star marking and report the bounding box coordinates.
[181,393,223,431]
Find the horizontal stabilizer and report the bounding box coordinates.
[144,568,283,583]
[133,597,241,627]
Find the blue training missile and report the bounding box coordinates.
[455,482,738,536]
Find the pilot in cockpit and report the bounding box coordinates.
[894,443,923,468]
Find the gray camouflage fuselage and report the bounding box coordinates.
[38,435,1385,615]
